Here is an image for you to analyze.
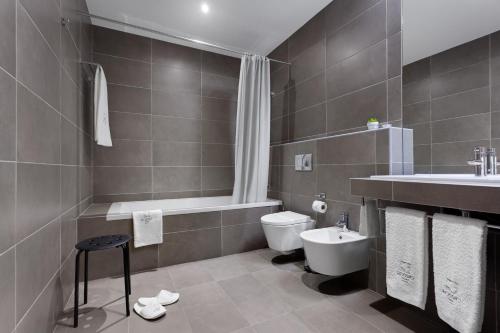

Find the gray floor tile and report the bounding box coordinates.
[167,262,214,289]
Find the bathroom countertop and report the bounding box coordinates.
[350,177,500,214]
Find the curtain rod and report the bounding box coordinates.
[67,12,291,66]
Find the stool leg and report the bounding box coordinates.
[84,251,89,304]
[125,243,131,295]
[122,245,130,316]
[74,250,82,328]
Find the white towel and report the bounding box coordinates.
[94,65,112,147]
[432,214,487,333]
[132,210,163,248]
[386,207,428,309]
[359,200,379,237]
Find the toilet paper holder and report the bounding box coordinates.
[315,193,326,200]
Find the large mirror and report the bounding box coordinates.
[402,0,500,174]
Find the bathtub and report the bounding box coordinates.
[106,196,281,221]
[78,196,282,280]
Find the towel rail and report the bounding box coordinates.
[376,207,500,230]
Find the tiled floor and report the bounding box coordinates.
[55,249,446,333]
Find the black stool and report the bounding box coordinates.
[73,234,132,328]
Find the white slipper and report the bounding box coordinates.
[133,302,166,320]
[138,290,180,306]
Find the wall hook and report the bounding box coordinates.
[61,17,70,26]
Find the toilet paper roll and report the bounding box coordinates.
[312,200,327,214]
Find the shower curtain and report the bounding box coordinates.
[232,55,271,204]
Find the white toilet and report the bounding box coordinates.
[261,211,315,253]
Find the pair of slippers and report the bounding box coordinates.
[133,290,180,320]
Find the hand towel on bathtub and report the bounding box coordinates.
[432,214,487,333]
[386,207,428,309]
[132,210,163,248]
[359,199,379,237]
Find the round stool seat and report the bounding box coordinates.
[76,234,131,251]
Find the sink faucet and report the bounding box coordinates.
[468,146,487,176]
[468,146,500,176]
[337,212,349,231]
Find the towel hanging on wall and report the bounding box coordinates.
[94,65,112,147]
[432,213,487,333]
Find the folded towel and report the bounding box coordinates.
[132,210,163,248]
[94,65,112,147]
[432,214,487,333]
[386,207,428,309]
[359,199,379,237]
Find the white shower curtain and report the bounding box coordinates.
[232,55,271,204]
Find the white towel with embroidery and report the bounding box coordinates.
[132,210,163,248]
[386,207,428,309]
[94,65,112,147]
[432,213,487,333]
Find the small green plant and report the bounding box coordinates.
[367,117,379,123]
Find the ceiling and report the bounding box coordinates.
[403,0,500,65]
[85,0,333,58]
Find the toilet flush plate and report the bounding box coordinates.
[295,154,313,171]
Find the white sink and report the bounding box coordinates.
[370,174,500,186]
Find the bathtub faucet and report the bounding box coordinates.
[337,212,349,231]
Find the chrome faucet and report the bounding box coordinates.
[487,148,499,175]
[337,212,349,230]
[468,146,487,176]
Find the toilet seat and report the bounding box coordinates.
[261,211,311,226]
[261,211,315,253]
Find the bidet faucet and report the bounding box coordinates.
[336,212,349,230]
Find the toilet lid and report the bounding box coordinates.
[261,211,311,226]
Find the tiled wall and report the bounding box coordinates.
[0,0,93,332]
[269,128,396,231]
[77,206,277,280]
[403,31,500,173]
[91,26,240,203]
[268,0,402,144]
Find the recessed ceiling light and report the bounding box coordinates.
[201,3,210,14]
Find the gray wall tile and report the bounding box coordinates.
[431,60,489,98]
[431,87,490,121]
[61,118,78,165]
[222,223,267,255]
[289,103,326,140]
[17,84,61,163]
[94,53,151,88]
[61,165,78,211]
[202,51,240,78]
[221,207,271,226]
[327,82,387,133]
[153,167,201,192]
[289,73,325,112]
[94,140,152,166]
[0,69,16,161]
[202,166,234,190]
[326,40,386,99]
[17,3,60,109]
[0,0,16,75]
[164,212,221,233]
[0,163,15,252]
[288,12,325,60]
[202,97,237,122]
[402,101,430,126]
[388,32,402,78]
[153,141,201,166]
[202,144,234,166]
[326,1,386,67]
[324,0,379,36]
[152,39,201,71]
[290,40,325,84]
[152,64,201,94]
[152,116,201,142]
[202,120,235,144]
[387,0,402,36]
[431,113,490,143]
[16,220,60,322]
[108,84,151,114]
[271,91,289,120]
[152,90,201,118]
[431,36,489,75]
[159,228,221,266]
[202,73,239,100]
[93,26,151,61]
[93,166,152,195]
[16,163,60,241]
[0,251,15,331]
[109,111,151,140]
[317,131,376,164]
